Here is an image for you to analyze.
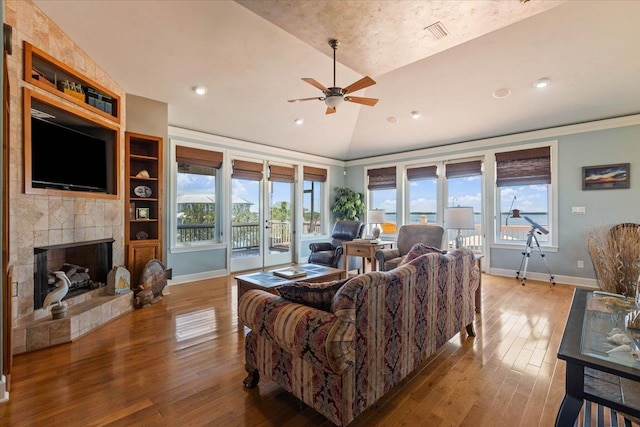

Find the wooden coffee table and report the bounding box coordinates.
[235,264,346,311]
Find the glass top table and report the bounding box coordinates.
[556,289,640,426]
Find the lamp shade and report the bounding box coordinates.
[444,207,474,230]
[367,209,385,224]
[325,95,343,108]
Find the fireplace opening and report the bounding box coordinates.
[34,238,114,309]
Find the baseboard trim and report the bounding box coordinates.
[168,269,228,286]
[0,375,8,402]
[489,268,598,288]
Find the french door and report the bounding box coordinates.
[230,159,294,272]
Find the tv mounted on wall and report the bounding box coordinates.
[31,116,109,193]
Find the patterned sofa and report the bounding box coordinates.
[238,247,480,426]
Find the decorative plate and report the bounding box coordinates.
[136,231,149,240]
[134,185,152,198]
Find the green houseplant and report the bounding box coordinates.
[332,187,366,221]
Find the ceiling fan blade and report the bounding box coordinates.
[345,96,379,107]
[342,76,376,95]
[326,107,336,115]
[302,78,328,92]
[287,97,323,103]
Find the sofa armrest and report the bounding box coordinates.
[239,290,355,374]
[309,242,334,252]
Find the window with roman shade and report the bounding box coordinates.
[407,165,437,181]
[445,160,482,178]
[175,145,223,247]
[495,147,551,187]
[232,160,263,181]
[368,166,396,190]
[303,166,326,235]
[269,165,295,182]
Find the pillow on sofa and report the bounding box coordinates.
[399,243,443,266]
[277,277,350,311]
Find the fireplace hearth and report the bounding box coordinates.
[34,238,114,309]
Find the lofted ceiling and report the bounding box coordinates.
[33,0,640,161]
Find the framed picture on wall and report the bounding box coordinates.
[582,163,630,190]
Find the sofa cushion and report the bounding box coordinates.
[399,243,443,266]
[277,277,350,311]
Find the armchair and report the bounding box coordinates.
[374,224,444,271]
[308,220,365,271]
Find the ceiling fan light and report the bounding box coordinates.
[324,95,343,109]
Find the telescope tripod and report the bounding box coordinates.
[516,227,555,286]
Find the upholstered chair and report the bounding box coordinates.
[374,224,444,271]
[308,220,365,271]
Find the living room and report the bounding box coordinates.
[1,0,640,425]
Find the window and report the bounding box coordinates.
[368,166,397,234]
[302,166,326,235]
[445,160,483,251]
[175,145,222,246]
[495,146,551,243]
[406,165,438,225]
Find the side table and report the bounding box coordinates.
[341,240,393,273]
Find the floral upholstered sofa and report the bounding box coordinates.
[238,246,480,426]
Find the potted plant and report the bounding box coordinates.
[332,187,366,221]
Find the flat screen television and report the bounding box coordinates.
[31,116,108,193]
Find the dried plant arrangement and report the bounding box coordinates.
[587,223,640,297]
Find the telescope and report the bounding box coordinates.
[524,216,549,235]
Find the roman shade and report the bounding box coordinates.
[445,160,482,178]
[232,160,263,181]
[495,147,551,187]
[269,165,295,183]
[407,165,437,181]
[368,166,396,190]
[176,146,222,169]
[303,166,327,182]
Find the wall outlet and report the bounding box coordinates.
[577,260,584,268]
[572,206,586,214]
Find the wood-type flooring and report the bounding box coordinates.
[0,272,583,426]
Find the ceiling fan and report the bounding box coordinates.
[288,39,379,115]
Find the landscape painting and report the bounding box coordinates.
[582,163,630,190]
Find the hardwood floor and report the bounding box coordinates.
[0,273,579,426]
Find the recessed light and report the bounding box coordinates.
[493,88,511,98]
[387,116,399,124]
[294,118,304,125]
[533,78,551,89]
[193,86,207,95]
[410,111,421,119]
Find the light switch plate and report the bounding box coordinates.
[572,206,586,214]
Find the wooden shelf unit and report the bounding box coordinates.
[125,132,163,285]
[24,41,121,123]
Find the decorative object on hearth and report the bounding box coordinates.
[444,206,474,249]
[587,223,640,297]
[134,185,152,198]
[288,39,379,114]
[133,259,171,309]
[106,266,130,296]
[43,271,70,319]
[135,169,150,178]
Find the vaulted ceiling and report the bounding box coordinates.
[34,0,640,161]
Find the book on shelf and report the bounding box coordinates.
[352,238,382,244]
[272,267,307,279]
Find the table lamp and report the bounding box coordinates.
[367,209,385,239]
[444,207,474,249]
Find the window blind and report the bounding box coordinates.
[232,160,263,181]
[407,165,437,181]
[303,166,327,182]
[495,147,551,187]
[269,165,295,183]
[445,160,482,178]
[176,146,223,169]
[367,166,396,190]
